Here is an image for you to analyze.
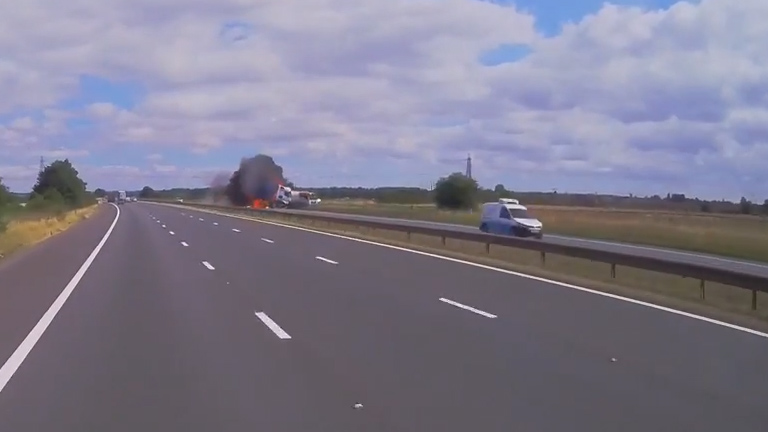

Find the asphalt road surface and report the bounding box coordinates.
[0,202,766,432]
[287,208,768,278]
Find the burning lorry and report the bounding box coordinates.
[249,183,292,209]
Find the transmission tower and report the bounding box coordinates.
[39,156,45,174]
[465,154,472,179]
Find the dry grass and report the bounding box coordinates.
[182,204,768,328]
[0,205,99,259]
[317,201,768,263]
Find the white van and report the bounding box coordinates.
[479,199,543,239]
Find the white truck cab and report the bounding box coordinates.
[271,185,292,208]
[479,199,543,239]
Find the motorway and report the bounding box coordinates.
[0,202,766,431]
[292,208,768,277]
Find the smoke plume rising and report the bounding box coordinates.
[224,154,287,206]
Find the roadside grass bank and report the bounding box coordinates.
[316,201,768,264]
[176,204,768,330]
[0,205,100,259]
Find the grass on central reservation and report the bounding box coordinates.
[184,204,768,328]
[315,201,768,264]
[0,205,99,258]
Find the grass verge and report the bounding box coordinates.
[0,205,100,259]
[315,201,768,264]
[180,204,768,330]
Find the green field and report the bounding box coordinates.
[316,200,768,263]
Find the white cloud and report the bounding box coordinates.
[0,0,766,198]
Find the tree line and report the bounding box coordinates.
[134,164,768,216]
[0,159,96,233]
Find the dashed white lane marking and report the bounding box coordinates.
[169,231,175,235]
[261,238,274,243]
[0,203,121,394]
[315,256,338,265]
[255,312,292,339]
[232,228,241,232]
[439,298,497,318]
[145,202,768,339]
[202,261,215,270]
[199,218,204,221]
[162,225,166,228]
[181,241,189,247]
[213,222,219,226]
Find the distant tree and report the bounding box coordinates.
[0,177,11,233]
[700,202,711,213]
[433,172,478,210]
[31,159,89,207]
[762,199,768,215]
[739,197,752,215]
[0,177,12,208]
[493,184,506,194]
[139,186,156,198]
[93,188,107,198]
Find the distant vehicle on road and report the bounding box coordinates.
[117,191,127,205]
[479,199,543,239]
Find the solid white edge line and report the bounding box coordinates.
[0,203,121,393]
[261,238,274,243]
[254,312,291,339]
[315,256,338,265]
[440,297,497,318]
[181,241,189,247]
[202,261,215,270]
[148,203,768,339]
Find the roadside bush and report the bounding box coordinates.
[433,172,479,210]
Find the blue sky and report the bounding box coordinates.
[1,0,764,201]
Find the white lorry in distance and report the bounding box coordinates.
[117,190,127,205]
[479,199,543,239]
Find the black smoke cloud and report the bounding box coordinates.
[224,154,286,206]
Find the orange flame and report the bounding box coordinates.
[252,199,268,209]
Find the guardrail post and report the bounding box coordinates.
[441,236,446,246]
[699,280,706,300]
[752,290,758,311]
[407,231,411,241]
[540,251,546,265]
[610,263,616,278]
[485,243,490,254]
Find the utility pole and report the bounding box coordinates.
[39,156,45,174]
[465,153,472,179]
